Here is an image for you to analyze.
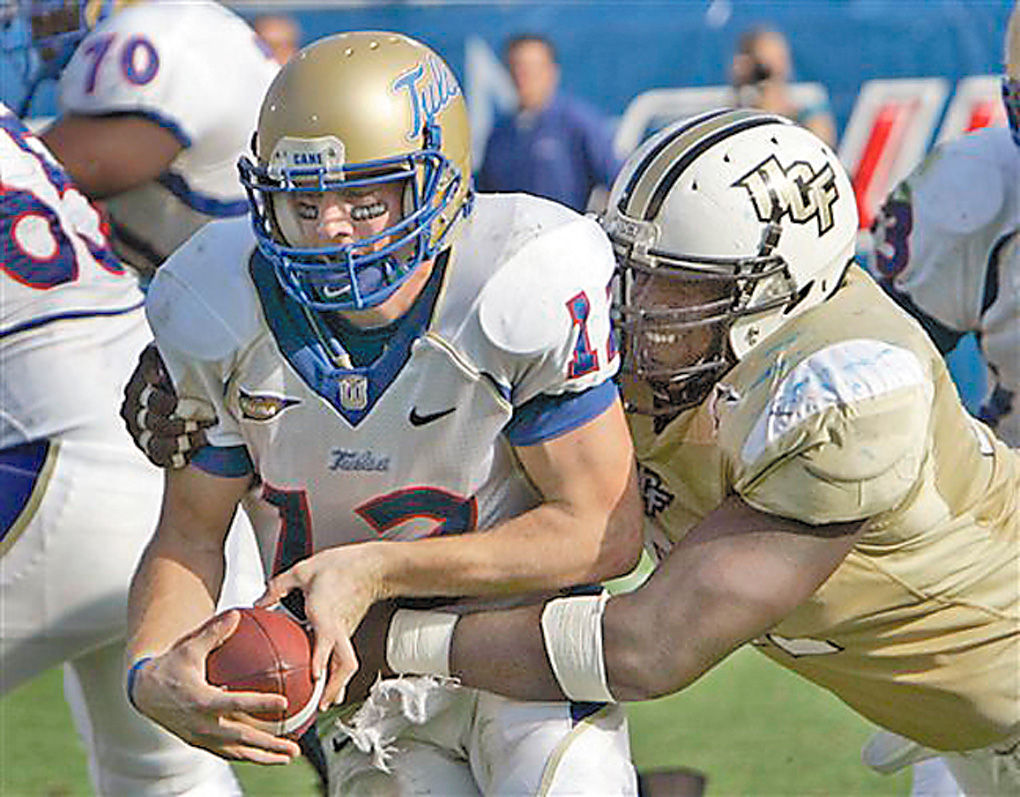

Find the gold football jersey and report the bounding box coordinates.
[631,265,1019,751]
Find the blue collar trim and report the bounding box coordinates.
[249,249,447,426]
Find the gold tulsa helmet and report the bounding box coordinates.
[239,31,473,311]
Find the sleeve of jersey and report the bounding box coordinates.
[477,214,620,444]
[145,239,251,474]
[735,340,935,525]
[58,11,201,146]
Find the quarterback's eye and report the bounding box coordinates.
[294,199,319,221]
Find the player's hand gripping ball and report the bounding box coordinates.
[206,607,323,739]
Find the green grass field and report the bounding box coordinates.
[1,648,910,796]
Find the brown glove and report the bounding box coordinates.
[120,343,216,469]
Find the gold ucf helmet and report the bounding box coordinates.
[603,108,857,415]
[239,31,473,311]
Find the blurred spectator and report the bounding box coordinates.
[477,33,622,212]
[730,25,836,146]
[253,12,301,65]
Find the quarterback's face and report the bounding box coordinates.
[279,179,406,251]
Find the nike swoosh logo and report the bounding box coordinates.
[409,406,456,426]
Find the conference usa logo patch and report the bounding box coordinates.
[238,387,301,422]
[734,155,839,236]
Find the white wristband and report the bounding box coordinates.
[386,609,458,677]
[540,592,615,703]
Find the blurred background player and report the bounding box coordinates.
[477,33,622,212]
[31,0,277,606]
[375,110,1019,796]
[253,12,302,65]
[123,32,642,796]
[5,0,286,791]
[0,103,243,795]
[870,2,1019,448]
[730,25,837,147]
[31,0,279,282]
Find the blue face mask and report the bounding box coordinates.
[239,123,472,313]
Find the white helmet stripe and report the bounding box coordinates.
[616,107,733,212]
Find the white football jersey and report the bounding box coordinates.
[0,103,148,447]
[57,0,278,274]
[148,194,620,572]
[872,126,1020,444]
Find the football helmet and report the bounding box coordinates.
[9,0,129,116]
[603,108,857,414]
[239,31,473,312]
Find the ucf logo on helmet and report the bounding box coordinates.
[734,155,840,235]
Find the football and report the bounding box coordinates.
[206,606,322,739]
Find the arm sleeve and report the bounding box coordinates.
[871,137,1006,332]
[477,213,620,409]
[504,380,618,446]
[189,444,253,477]
[736,340,934,525]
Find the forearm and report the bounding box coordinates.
[388,497,864,703]
[394,579,748,704]
[375,499,639,601]
[41,114,181,199]
[450,605,563,700]
[125,467,248,665]
[126,529,224,664]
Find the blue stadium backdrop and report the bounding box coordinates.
[4,0,1009,408]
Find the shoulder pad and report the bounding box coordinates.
[911,130,1009,236]
[146,218,261,361]
[737,339,933,523]
[477,201,614,355]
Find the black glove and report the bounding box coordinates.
[120,343,216,468]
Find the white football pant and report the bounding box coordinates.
[1,433,264,795]
[863,728,1020,797]
[323,676,637,795]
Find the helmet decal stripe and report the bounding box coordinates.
[617,108,733,213]
[644,115,782,221]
